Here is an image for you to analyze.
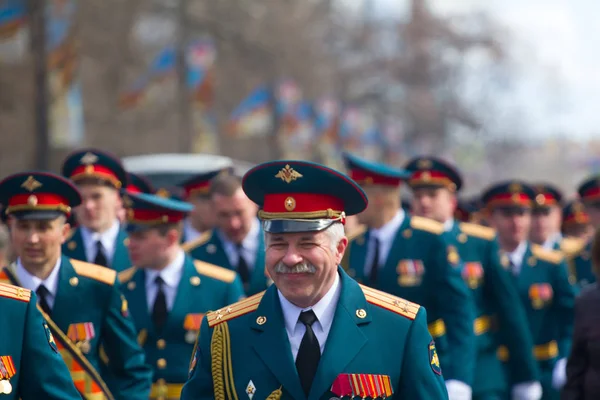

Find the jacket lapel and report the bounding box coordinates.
[167,257,195,331]
[125,269,153,339]
[63,228,86,261]
[348,229,370,282]
[382,216,411,272]
[112,227,131,271]
[309,268,369,399]
[251,287,306,400]
[249,230,267,293]
[52,256,82,331]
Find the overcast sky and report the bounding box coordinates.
[344,0,600,140]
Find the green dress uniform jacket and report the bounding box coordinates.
[566,240,595,294]
[497,243,575,400]
[63,226,132,272]
[181,267,449,400]
[183,228,270,296]
[1,256,152,400]
[446,222,540,398]
[0,283,82,400]
[118,255,246,399]
[342,216,476,386]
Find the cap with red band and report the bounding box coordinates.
[577,176,600,205]
[342,152,410,187]
[125,172,154,194]
[0,172,82,220]
[123,191,194,232]
[61,149,128,189]
[179,167,234,199]
[242,160,368,233]
[404,156,462,192]
[532,183,563,209]
[562,200,590,227]
[481,180,536,211]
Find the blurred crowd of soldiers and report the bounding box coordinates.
[0,147,596,400]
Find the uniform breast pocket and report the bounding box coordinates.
[528,283,553,310]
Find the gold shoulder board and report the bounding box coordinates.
[346,225,367,243]
[117,267,138,284]
[360,284,420,320]
[458,222,496,241]
[193,260,237,283]
[560,237,586,257]
[70,259,117,286]
[207,291,265,327]
[531,245,564,265]
[410,216,444,235]
[0,282,31,302]
[182,230,212,253]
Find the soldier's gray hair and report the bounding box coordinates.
[324,222,345,253]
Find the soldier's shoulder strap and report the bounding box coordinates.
[531,244,564,265]
[70,259,117,286]
[117,266,138,284]
[182,230,213,252]
[561,237,586,258]
[410,216,444,235]
[0,282,31,303]
[206,291,265,328]
[346,225,367,243]
[39,308,115,400]
[360,284,420,320]
[193,260,237,284]
[459,222,496,241]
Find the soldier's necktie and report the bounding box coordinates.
[36,284,52,316]
[236,244,251,285]
[296,310,320,397]
[94,240,108,267]
[369,237,380,285]
[152,276,168,331]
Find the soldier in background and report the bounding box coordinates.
[561,200,593,241]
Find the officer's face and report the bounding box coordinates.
[75,184,119,232]
[212,188,258,244]
[411,187,456,223]
[9,217,70,268]
[489,208,531,248]
[188,195,216,232]
[530,207,560,244]
[127,228,174,268]
[265,229,348,308]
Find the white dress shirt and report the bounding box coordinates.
[80,220,120,265]
[364,210,405,276]
[505,241,528,275]
[219,218,260,270]
[183,219,203,243]
[279,272,341,360]
[16,257,62,309]
[542,232,562,250]
[443,219,454,232]
[144,250,185,312]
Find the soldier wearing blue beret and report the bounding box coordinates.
[117,191,245,400]
[0,283,82,399]
[0,171,152,400]
[340,152,475,400]
[405,157,542,400]
[482,181,575,400]
[61,148,132,272]
[182,160,449,399]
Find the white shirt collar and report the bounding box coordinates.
[279,272,341,337]
[145,250,186,289]
[16,257,62,298]
[507,241,528,269]
[443,219,455,232]
[370,210,405,241]
[80,220,121,261]
[542,232,562,250]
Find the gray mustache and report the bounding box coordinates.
[274,261,317,274]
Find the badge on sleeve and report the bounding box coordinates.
[429,340,442,375]
[43,322,59,353]
[121,294,129,318]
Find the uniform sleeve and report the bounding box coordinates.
[226,275,246,304]
[397,307,449,399]
[100,282,152,400]
[19,293,83,400]
[554,259,576,359]
[430,233,476,385]
[181,316,215,399]
[485,240,540,383]
[561,294,588,400]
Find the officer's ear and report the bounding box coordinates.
[59,216,71,243]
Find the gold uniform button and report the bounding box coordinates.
[157,358,167,369]
[157,339,166,349]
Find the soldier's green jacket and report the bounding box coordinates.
[498,243,575,400]
[0,283,82,400]
[566,240,595,294]
[118,255,245,387]
[342,216,476,386]
[1,256,152,400]
[62,226,131,272]
[446,221,540,397]
[182,267,449,400]
[183,228,270,296]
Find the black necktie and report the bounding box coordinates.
[152,276,168,331]
[236,244,251,285]
[36,285,52,316]
[296,310,320,397]
[94,241,108,267]
[369,237,380,285]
